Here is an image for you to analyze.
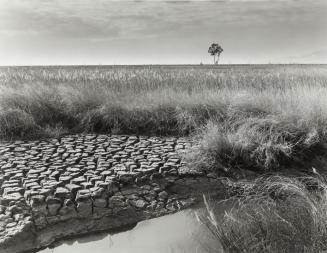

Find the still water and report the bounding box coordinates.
[39,208,222,253]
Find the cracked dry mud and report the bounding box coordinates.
[0,134,225,253]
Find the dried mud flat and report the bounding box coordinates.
[0,134,225,253]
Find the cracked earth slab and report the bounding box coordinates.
[0,134,226,253]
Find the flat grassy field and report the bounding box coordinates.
[1,64,327,172]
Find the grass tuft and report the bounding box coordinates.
[0,108,38,138]
[188,114,323,172]
[198,175,327,253]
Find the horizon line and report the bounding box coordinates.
[1,63,327,67]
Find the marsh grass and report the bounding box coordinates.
[187,114,324,172]
[198,175,327,253]
[1,65,327,171]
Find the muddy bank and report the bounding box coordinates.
[1,176,225,253]
[0,134,226,253]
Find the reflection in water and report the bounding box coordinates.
[40,208,223,253]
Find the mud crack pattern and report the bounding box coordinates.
[0,134,222,253]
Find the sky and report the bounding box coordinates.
[0,0,326,65]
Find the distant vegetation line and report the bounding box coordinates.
[0,65,327,174]
[1,63,326,68]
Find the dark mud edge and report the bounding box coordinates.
[1,176,225,253]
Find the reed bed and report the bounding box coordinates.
[0,65,326,171]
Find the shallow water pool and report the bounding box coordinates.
[39,208,223,253]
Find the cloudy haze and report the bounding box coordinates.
[0,0,326,65]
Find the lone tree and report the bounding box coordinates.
[208,43,223,64]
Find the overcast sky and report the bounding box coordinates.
[0,0,326,65]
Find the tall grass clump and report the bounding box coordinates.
[198,175,327,253]
[188,114,323,172]
[0,108,38,138]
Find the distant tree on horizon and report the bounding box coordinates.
[208,43,223,64]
